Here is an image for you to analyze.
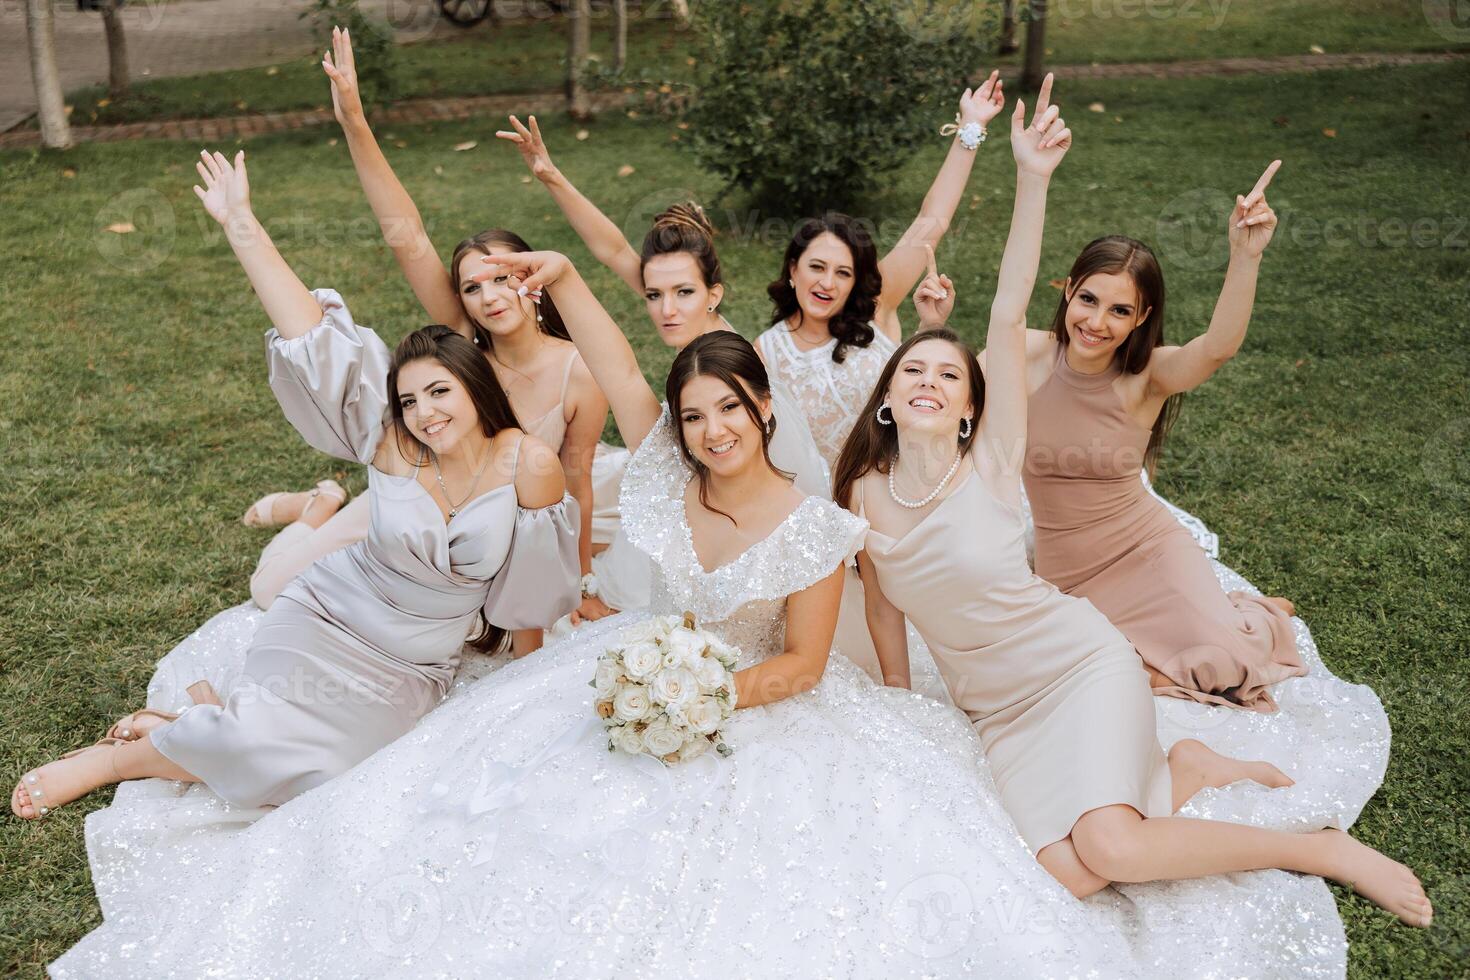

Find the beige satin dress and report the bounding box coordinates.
[861,461,1172,851]
[1024,346,1305,710]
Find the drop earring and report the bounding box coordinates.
[959,416,972,439]
[876,402,893,425]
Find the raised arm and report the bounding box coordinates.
[193,150,323,339]
[732,565,846,708]
[475,252,663,448]
[322,27,467,331]
[875,70,1007,341]
[1145,161,1281,398]
[977,80,1071,502]
[497,114,645,294]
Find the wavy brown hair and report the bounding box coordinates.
[641,202,723,309]
[832,329,984,511]
[1051,235,1179,473]
[666,331,790,525]
[449,229,572,345]
[386,324,522,653]
[766,213,881,364]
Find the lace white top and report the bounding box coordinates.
[755,322,898,477]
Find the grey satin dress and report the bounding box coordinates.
[152,289,581,808]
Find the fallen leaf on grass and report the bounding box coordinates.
[1048,279,1066,290]
[97,98,111,108]
[453,140,477,151]
[266,66,280,76]
[104,222,136,234]
[617,164,636,177]
[62,167,77,178]
[1322,128,1337,138]
[1088,102,1105,113]
[434,165,444,176]
[520,175,533,184]
[1309,44,1325,54]
[1272,116,1289,127]
[328,137,338,146]
[393,140,408,148]
[575,129,590,141]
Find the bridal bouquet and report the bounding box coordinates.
[592,613,738,763]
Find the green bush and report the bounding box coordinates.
[302,0,401,106]
[687,0,995,215]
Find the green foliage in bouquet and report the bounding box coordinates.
[686,0,996,215]
[302,0,401,106]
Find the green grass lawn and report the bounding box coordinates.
[51,0,1467,127]
[2,58,1468,977]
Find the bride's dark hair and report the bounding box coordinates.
[665,331,790,525]
[831,328,985,511]
[766,213,881,364]
[386,324,522,654]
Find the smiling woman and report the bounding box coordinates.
[11,150,582,824]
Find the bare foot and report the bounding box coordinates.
[1263,595,1296,617]
[1320,829,1433,927]
[12,743,120,820]
[1169,738,1294,809]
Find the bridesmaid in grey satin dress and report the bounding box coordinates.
[11,149,581,819]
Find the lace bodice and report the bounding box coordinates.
[620,410,867,669]
[756,323,898,473]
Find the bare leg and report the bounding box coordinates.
[12,734,199,820]
[1262,595,1296,617]
[1069,805,1433,927]
[1037,837,1111,898]
[251,495,366,610]
[1168,737,1293,811]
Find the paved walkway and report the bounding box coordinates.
[3,32,1464,150]
[0,0,460,133]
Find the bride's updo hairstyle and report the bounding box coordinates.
[449,228,572,345]
[386,324,522,653]
[1052,235,1176,471]
[665,331,789,523]
[831,328,985,511]
[766,213,881,365]
[641,202,724,308]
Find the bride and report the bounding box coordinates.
[53,237,1154,975]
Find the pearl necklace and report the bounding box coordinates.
[888,450,963,509]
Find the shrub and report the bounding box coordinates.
[302,0,401,106]
[686,0,995,215]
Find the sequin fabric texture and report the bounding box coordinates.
[56,414,1385,979]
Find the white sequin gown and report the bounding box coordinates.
[53,416,1387,979]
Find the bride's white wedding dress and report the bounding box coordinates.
[55,418,1380,978]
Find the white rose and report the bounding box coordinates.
[676,737,711,763]
[613,683,653,723]
[684,696,725,736]
[641,718,686,758]
[651,667,699,710]
[691,654,727,691]
[622,641,662,680]
[665,627,706,667]
[611,723,645,755]
[618,618,662,646]
[710,639,739,669]
[593,658,622,697]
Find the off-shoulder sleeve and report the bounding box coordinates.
[617,406,690,567]
[481,494,583,630]
[265,288,392,465]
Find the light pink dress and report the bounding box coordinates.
[1024,346,1305,710]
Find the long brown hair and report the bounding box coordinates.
[449,229,572,344]
[386,324,522,653]
[832,329,985,511]
[1051,235,1179,473]
[641,202,723,309]
[766,213,881,364]
[665,331,790,525]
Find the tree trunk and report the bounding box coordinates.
[101,0,130,97]
[24,0,72,148]
[1022,0,1048,90]
[613,0,627,73]
[566,0,592,119]
[999,0,1018,56]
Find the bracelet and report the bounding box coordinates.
[940,115,986,151]
[580,573,600,600]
